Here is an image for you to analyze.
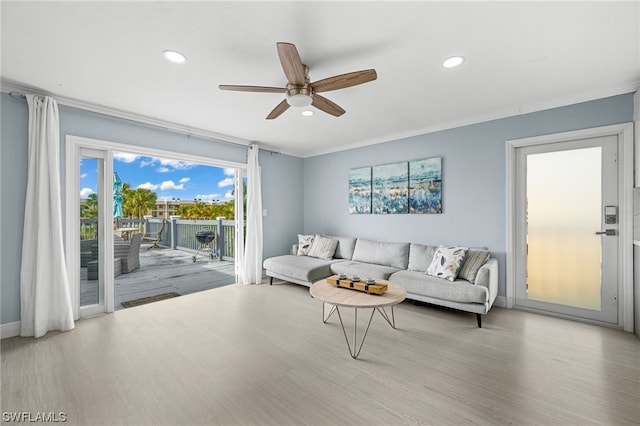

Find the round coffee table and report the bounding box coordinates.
[310,278,406,359]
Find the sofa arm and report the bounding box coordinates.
[475,258,498,307]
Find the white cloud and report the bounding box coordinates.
[223,168,235,176]
[218,177,234,188]
[137,182,158,190]
[157,195,173,201]
[114,152,140,163]
[139,157,196,171]
[158,158,196,170]
[224,190,234,199]
[80,173,88,179]
[196,193,222,202]
[179,177,191,184]
[160,180,184,191]
[80,188,94,198]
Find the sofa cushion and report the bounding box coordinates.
[352,239,410,269]
[458,248,491,284]
[263,255,336,283]
[330,261,402,280]
[390,270,488,304]
[297,234,315,256]
[324,235,357,260]
[408,243,438,271]
[308,235,338,260]
[426,246,468,281]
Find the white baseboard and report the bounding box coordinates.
[1,321,21,339]
[493,296,507,308]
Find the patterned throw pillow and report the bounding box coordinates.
[296,234,315,256]
[307,235,339,260]
[457,249,490,284]
[426,246,469,281]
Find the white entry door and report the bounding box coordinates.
[514,135,619,324]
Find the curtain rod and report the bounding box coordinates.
[6,90,281,155]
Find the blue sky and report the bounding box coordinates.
[80,152,235,202]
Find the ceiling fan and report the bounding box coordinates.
[219,42,377,119]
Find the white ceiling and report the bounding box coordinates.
[2,1,639,158]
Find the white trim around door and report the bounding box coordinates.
[506,123,634,332]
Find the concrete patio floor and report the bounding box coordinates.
[80,243,236,310]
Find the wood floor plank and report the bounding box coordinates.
[2,282,638,426]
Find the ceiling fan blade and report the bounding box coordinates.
[311,94,345,117]
[276,42,306,86]
[219,85,286,94]
[266,99,290,120]
[311,69,377,93]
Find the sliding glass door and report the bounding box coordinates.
[67,145,115,318]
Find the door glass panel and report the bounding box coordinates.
[79,157,100,307]
[526,147,602,310]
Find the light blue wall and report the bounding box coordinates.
[302,93,635,299]
[1,94,29,325]
[0,92,303,324]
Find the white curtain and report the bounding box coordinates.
[20,95,74,338]
[240,144,264,284]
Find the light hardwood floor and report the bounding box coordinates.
[2,281,639,425]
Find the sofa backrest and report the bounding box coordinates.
[408,243,439,272]
[324,235,357,260]
[352,238,410,269]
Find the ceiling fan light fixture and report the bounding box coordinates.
[301,110,314,117]
[287,94,312,107]
[442,56,464,68]
[162,50,187,64]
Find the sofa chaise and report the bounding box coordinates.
[263,235,498,327]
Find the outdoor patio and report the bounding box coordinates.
[80,242,236,310]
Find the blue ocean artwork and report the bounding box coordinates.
[409,157,442,214]
[372,162,409,214]
[348,167,372,214]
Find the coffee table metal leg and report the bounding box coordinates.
[376,306,397,329]
[322,303,337,323]
[336,307,376,359]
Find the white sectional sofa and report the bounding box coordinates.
[263,235,498,327]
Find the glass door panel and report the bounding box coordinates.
[515,135,618,324]
[526,147,602,310]
[79,157,103,307]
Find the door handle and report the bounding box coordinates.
[595,229,617,236]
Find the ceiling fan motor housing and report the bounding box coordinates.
[286,84,313,107]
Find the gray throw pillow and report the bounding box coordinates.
[307,235,339,260]
[457,249,490,283]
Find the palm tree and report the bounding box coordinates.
[125,188,157,219]
[82,193,98,219]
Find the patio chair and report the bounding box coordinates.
[142,220,166,249]
[114,233,142,273]
[80,238,98,267]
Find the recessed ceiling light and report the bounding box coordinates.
[442,56,464,68]
[162,50,187,64]
[301,110,314,117]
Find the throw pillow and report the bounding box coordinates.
[307,235,339,260]
[296,234,315,256]
[426,246,469,281]
[457,248,491,284]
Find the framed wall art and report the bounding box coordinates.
[348,167,372,214]
[409,157,442,214]
[372,162,409,214]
